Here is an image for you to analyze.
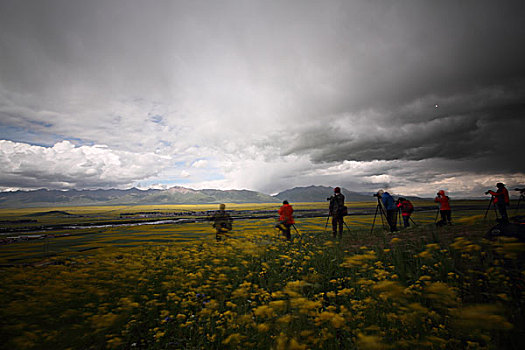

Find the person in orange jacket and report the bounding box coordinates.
[276,200,295,240]
[486,183,510,224]
[434,190,452,226]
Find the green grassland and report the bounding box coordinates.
[1,202,524,349]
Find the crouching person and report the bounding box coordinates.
[210,204,233,241]
[276,200,294,240]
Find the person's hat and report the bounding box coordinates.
[283,200,289,205]
[334,187,341,193]
[377,189,384,196]
[438,190,446,196]
[497,182,505,188]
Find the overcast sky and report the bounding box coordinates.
[1,0,524,197]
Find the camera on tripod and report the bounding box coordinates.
[515,188,525,194]
[326,196,334,201]
[372,193,379,198]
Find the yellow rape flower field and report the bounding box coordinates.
[1,210,525,349]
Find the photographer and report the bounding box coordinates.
[377,190,397,232]
[328,187,345,238]
[434,190,452,226]
[276,200,294,240]
[486,183,509,224]
[396,197,414,228]
[210,204,233,241]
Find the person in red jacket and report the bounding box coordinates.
[486,183,510,224]
[434,190,452,226]
[276,200,295,240]
[396,197,414,228]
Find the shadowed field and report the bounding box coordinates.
[0,210,524,349]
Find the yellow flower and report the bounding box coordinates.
[222,333,244,345]
[424,282,457,306]
[356,332,387,350]
[340,252,377,268]
[254,305,275,318]
[269,300,287,311]
[106,337,123,349]
[452,304,513,331]
[257,323,270,332]
[288,338,308,350]
[425,243,440,250]
[277,314,294,324]
[415,250,432,259]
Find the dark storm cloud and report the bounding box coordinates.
[275,0,525,176]
[285,77,525,175]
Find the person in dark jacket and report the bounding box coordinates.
[329,187,345,238]
[434,190,452,226]
[486,183,510,224]
[210,204,233,241]
[377,190,397,232]
[276,200,295,240]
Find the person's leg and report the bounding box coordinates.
[445,210,452,224]
[387,210,397,232]
[332,216,338,237]
[498,203,508,223]
[337,217,344,238]
[285,224,291,240]
[438,210,446,226]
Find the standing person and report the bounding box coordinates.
[434,190,452,226]
[486,183,510,224]
[276,200,295,240]
[210,204,233,241]
[377,190,397,232]
[329,187,346,238]
[396,197,414,228]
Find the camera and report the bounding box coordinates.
[436,192,441,196]
[515,188,525,193]
[326,196,334,201]
[373,193,379,197]
[485,191,490,195]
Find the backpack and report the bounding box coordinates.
[341,205,348,216]
[403,200,414,214]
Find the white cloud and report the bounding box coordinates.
[0,140,171,190]
[191,159,208,168]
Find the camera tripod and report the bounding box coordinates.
[515,188,525,215]
[370,197,389,233]
[483,195,499,220]
[324,214,352,236]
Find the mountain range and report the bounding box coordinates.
[0,185,388,208]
